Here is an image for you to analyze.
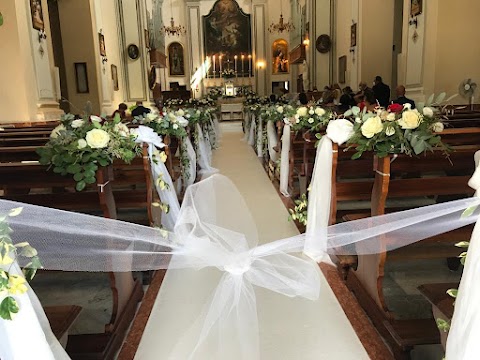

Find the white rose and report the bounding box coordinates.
[90,115,102,123]
[277,106,284,114]
[77,139,87,149]
[297,107,308,117]
[385,126,396,137]
[71,119,85,128]
[186,113,191,118]
[146,113,158,122]
[309,108,315,115]
[315,107,326,116]
[423,107,434,117]
[296,119,300,124]
[386,113,396,121]
[308,117,314,124]
[432,122,444,133]
[398,110,421,129]
[85,128,110,148]
[114,123,130,137]
[196,110,201,115]
[173,123,179,130]
[50,124,66,138]
[361,116,383,138]
[177,116,189,127]
[176,109,185,116]
[326,119,354,145]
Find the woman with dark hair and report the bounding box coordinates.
[359,89,378,111]
[298,92,308,105]
[112,103,128,119]
[338,86,356,112]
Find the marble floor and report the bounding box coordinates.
[30,121,461,359]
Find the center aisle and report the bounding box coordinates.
[134,123,370,359]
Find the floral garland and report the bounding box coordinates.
[221,68,235,78]
[37,114,140,191]
[0,207,42,320]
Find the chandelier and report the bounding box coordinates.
[268,1,294,34]
[161,0,186,36]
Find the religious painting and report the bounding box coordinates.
[338,56,347,84]
[111,64,119,91]
[350,23,357,47]
[127,44,140,60]
[203,0,252,76]
[272,39,289,74]
[145,29,151,50]
[75,63,89,94]
[30,0,44,31]
[168,42,185,77]
[99,33,106,57]
[411,0,423,17]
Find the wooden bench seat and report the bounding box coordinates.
[44,305,82,348]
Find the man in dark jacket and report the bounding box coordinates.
[131,101,151,118]
[392,85,416,109]
[372,76,390,107]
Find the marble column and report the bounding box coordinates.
[252,0,267,96]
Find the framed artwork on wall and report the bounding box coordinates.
[74,63,89,94]
[111,64,119,91]
[30,0,45,31]
[338,56,347,84]
[411,0,423,17]
[168,42,185,77]
[272,39,289,74]
[350,23,357,47]
[127,44,140,60]
[99,33,106,57]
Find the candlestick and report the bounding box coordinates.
[213,55,216,78]
[241,55,245,77]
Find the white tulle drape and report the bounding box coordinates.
[196,124,219,178]
[0,263,69,360]
[279,124,291,197]
[248,115,256,146]
[266,121,279,162]
[256,116,263,157]
[445,164,480,360]
[183,137,197,188]
[133,126,181,231]
[211,114,221,146]
[243,111,251,142]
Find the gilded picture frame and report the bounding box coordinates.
[30,0,45,31]
[411,0,423,17]
[272,39,289,75]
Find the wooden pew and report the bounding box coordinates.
[0,164,143,359]
[346,145,479,359]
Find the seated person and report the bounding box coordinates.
[358,89,378,112]
[372,76,390,108]
[392,85,416,109]
[111,103,128,119]
[354,81,370,103]
[298,92,309,105]
[131,101,151,118]
[338,86,356,112]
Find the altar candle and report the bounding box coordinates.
[241,54,245,76]
[213,55,216,78]
[219,55,223,74]
[234,55,238,74]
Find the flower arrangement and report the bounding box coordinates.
[346,99,448,159]
[289,105,331,132]
[133,112,188,138]
[37,114,140,191]
[208,87,223,100]
[0,207,42,320]
[221,68,236,78]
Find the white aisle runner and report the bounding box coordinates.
[135,123,369,359]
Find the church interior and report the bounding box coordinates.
[1,0,480,359]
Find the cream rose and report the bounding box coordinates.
[85,129,110,148]
[77,139,87,149]
[50,124,66,138]
[176,109,185,117]
[277,106,284,114]
[423,107,434,117]
[398,110,421,129]
[308,117,314,124]
[71,119,85,128]
[326,119,354,145]
[146,113,158,123]
[386,113,396,121]
[309,108,315,115]
[361,116,383,138]
[315,107,326,116]
[297,107,308,117]
[432,122,444,133]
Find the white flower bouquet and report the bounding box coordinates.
[38,113,140,191]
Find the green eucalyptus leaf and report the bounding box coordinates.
[435,92,446,104]
[76,181,86,192]
[427,94,435,106]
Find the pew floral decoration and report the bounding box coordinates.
[291,105,331,132]
[0,207,42,320]
[346,97,449,159]
[38,114,140,191]
[133,112,188,138]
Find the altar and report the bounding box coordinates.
[218,96,245,122]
